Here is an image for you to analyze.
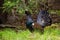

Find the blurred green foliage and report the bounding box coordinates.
[3,0,60,15]
[3,0,46,14]
[3,0,25,14]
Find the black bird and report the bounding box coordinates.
[37,9,52,33]
[25,11,34,33]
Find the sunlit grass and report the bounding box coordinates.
[0,23,60,40]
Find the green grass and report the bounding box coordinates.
[0,23,60,40]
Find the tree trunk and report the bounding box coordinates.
[0,0,4,13]
[0,0,4,24]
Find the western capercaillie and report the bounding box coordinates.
[25,11,34,33]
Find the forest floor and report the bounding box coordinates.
[0,23,60,40]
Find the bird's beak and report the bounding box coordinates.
[32,23,34,26]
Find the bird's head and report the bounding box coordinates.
[25,11,31,16]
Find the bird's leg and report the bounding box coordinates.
[40,26,45,34]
